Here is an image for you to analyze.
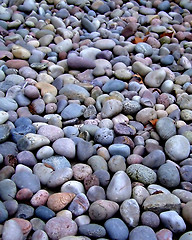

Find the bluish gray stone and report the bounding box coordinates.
[135,43,153,56]
[94,128,114,146]
[104,218,129,240]
[42,156,71,170]
[0,124,10,143]
[142,150,166,169]
[102,79,126,93]
[0,200,8,223]
[129,226,157,240]
[160,55,174,65]
[0,179,17,201]
[61,103,85,120]
[79,223,106,238]
[35,206,55,221]
[0,97,18,111]
[14,203,34,219]
[108,144,130,158]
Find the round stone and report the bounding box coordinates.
[141,211,160,228]
[94,128,114,146]
[129,226,157,240]
[35,206,55,221]
[52,138,76,159]
[156,117,176,140]
[165,135,190,161]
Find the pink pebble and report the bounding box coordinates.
[156,228,173,240]
[30,189,49,207]
[16,188,33,201]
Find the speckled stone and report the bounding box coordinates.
[78,223,106,238]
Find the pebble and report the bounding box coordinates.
[104,218,129,240]
[0,0,192,238]
[78,223,106,238]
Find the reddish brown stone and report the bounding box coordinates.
[6,59,29,69]
[121,22,137,38]
[84,174,100,191]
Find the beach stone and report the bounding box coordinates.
[2,219,24,240]
[181,109,192,121]
[123,100,141,115]
[47,168,73,188]
[101,99,123,118]
[42,155,71,170]
[120,199,140,227]
[68,193,90,216]
[182,201,192,225]
[135,43,153,56]
[79,223,106,238]
[36,146,54,160]
[45,216,78,239]
[81,17,96,33]
[177,93,192,110]
[179,232,192,240]
[94,127,114,146]
[180,165,192,182]
[0,97,18,111]
[89,200,119,221]
[104,218,129,240]
[83,173,100,190]
[35,205,55,221]
[14,203,34,219]
[136,108,157,125]
[72,164,92,181]
[61,180,85,195]
[47,192,75,212]
[93,169,110,187]
[17,133,50,151]
[33,163,53,185]
[147,184,170,195]
[0,124,10,143]
[31,230,49,240]
[156,117,176,140]
[87,186,106,202]
[0,111,9,124]
[156,229,173,240]
[157,163,180,188]
[144,69,166,88]
[143,193,181,214]
[102,79,126,93]
[11,171,41,193]
[160,210,186,233]
[12,218,32,237]
[61,103,85,120]
[53,39,72,53]
[59,84,90,102]
[19,67,38,79]
[106,171,131,202]
[0,179,17,201]
[165,135,190,161]
[132,185,150,205]
[142,150,165,169]
[30,190,49,207]
[141,211,160,228]
[76,139,94,162]
[35,82,57,97]
[132,61,152,77]
[108,155,126,172]
[94,39,116,50]
[108,144,130,158]
[52,138,75,159]
[0,200,8,223]
[129,226,157,240]
[37,125,64,142]
[17,151,37,167]
[4,199,18,216]
[67,56,96,70]
[12,45,31,59]
[127,164,157,185]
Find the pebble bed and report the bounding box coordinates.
[0,0,192,239]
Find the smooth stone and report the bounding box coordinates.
[157,163,180,188]
[0,141,18,157]
[94,128,114,146]
[52,138,75,158]
[0,97,18,111]
[47,192,75,212]
[68,193,90,216]
[45,216,78,239]
[31,230,49,240]
[147,184,170,195]
[106,171,131,203]
[179,232,192,240]
[83,173,100,190]
[47,168,73,188]
[136,108,157,125]
[101,99,123,118]
[87,186,106,202]
[0,124,10,143]
[161,80,174,93]
[42,155,71,170]
[0,200,8,223]
[4,199,18,216]
[11,124,36,143]
[160,210,186,233]
[144,68,166,88]
[0,111,9,124]
[141,211,160,228]
[12,45,31,59]
[35,82,57,97]
[78,224,106,238]
[12,218,32,237]
[165,135,190,161]
[104,218,129,240]
[102,79,126,93]
[160,55,174,65]
[120,199,140,228]
[132,61,152,77]
[36,146,54,160]
[72,163,92,181]
[142,150,166,169]
[88,200,119,221]
[108,144,130,158]
[17,133,50,151]
[59,84,90,102]
[31,99,45,114]
[182,201,192,225]
[135,43,153,56]
[2,219,24,240]
[33,163,53,185]
[94,39,116,50]
[63,126,79,138]
[19,67,38,79]
[61,103,85,120]
[156,117,176,140]
[61,179,85,195]
[30,217,46,231]
[76,139,94,162]
[132,185,150,205]
[93,169,110,187]
[30,189,49,207]
[129,226,157,240]
[14,203,34,219]
[80,47,101,61]
[181,109,192,121]
[0,179,17,201]
[177,93,192,110]
[127,164,157,185]
[81,17,96,33]
[53,39,72,53]
[108,155,126,172]
[143,193,181,214]
[67,56,96,70]
[37,125,64,142]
